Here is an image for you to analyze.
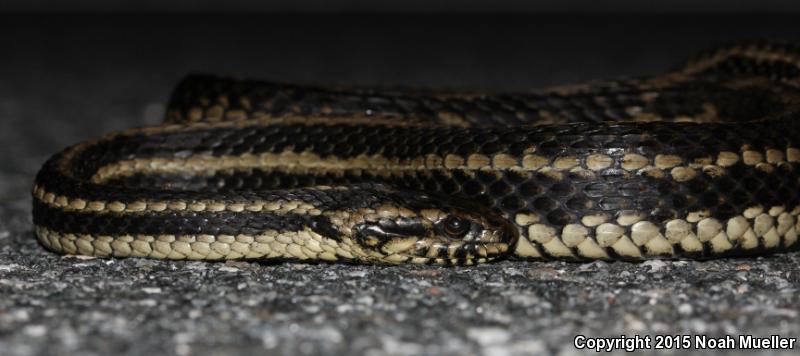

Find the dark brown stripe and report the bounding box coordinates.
[32,199,342,239]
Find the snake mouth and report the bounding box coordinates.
[409,239,515,265]
[372,239,515,265]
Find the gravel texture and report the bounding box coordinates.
[1,14,800,356]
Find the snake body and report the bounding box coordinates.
[32,40,800,264]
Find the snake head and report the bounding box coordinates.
[350,191,517,265]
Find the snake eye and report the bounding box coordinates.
[442,216,470,238]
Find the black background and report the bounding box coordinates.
[2,10,799,171]
[2,1,799,179]
[4,0,800,13]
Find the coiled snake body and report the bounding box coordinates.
[32,41,800,264]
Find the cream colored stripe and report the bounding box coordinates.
[55,116,431,178]
[34,225,491,265]
[34,225,357,262]
[34,183,424,220]
[33,205,441,263]
[33,184,321,214]
[88,147,800,185]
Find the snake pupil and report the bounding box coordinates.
[442,216,470,237]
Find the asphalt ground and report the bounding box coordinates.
[1,14,799,356]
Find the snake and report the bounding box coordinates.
[31,40,800,265]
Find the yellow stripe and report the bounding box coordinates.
[88,147,800,185]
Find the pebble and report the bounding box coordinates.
[466,327,511,346]
[23,325,46,337]
[642,259,668,273]
[0,263,21,272]
[142,287,162,294]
